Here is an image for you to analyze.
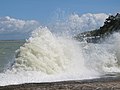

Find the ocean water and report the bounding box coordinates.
[0,13,120,86]
[0,27,120,86]
[0,41,25,72]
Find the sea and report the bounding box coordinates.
[0,13,120,86]
[0,40,25,72]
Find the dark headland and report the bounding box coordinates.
[75,13,120,43]
[0,13,120,90]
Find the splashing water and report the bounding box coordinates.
[0,13,120,86]
[12,27,87,74]
[0,27,98,86]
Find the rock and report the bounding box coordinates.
[74,13,120,43]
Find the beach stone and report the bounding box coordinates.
[1,77,120,90]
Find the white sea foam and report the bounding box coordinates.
[12,27,86,74]
[0,27,99,86]
[0,13,120,86]
[1,27,120,86]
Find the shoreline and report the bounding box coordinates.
[1,77,120,90]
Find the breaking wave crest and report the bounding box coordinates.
[12,27,86,74]
[11,27,120,74]
[1,30,120,86]
[0,13,120,86]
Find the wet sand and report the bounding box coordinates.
[0,76,120,90]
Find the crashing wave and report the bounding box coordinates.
[1,13,120,86]
[12,27,86,74]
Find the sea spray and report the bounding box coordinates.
[1,28,120,86]
[0,27,100,86]
[82,43,119,73]
[11,27,88,74]
[107,33,120,66]
[9,27,120,74]
[1,13,120,86]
